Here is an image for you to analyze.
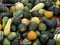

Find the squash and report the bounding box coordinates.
[0,31,4,42]
[21,18,29,25]
[4,18,12,36]
[30,3,45,12]
[23,11,31,19]
[33,39,41,45]
[18,23,27,32]
[36,31,41,37]
[24,6,30,11]
[56,0,60,6]
[27,31,37,40]
[23,38,32,45]
[11,39,20,45]
[38,23,46,31]
[2,17,8,29]
[40,33,49,43]
[21,0,29,5]
[13,10,23,18]
[31,11,39,17]
[15,2,24,10]
[54,34,60,45]
[46,39,56,45]
[23,32,27,38]
[3,38,10,45]
[44,11,53,19]
[0,24,2,31]
[10,6,16,14]
[29,22,38,30]
[30,17,41,24]
[13,17,21,26]
[7,32,17,40]
[54,27,60,35]
[0,12,12,18]
[38,9,45,16]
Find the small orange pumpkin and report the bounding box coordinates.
[44,11,53,19]
[27,31,37,40]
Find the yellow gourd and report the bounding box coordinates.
[30,3,45,12]
[56,0,60,6]
[4,19,12,36]
[0,24,2,31]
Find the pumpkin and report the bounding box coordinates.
[30,17,41,24]
[27,31,37,40]
[0,24,2,31]
[21,18,29,25]
[44,11,53,19]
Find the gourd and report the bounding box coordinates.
[46,39,56,45]
[3,38,10,45]
[11,39,20,45]
[27,31,37,40]
[2,17,8,28]
[30,3,45,12]
[23,38,32,45]
[30,17,41,24]
[38,9,45,16]
[21,0,29,5]
[44,11,53,19]
[21,18,29,25]
[38,23,46,31]
[0,24,2,31]
[56,0,60,6]
[33,39,41,45]
[7,32,17,40]
[29,22,38,30]
[15,2,24,10]
[54,27,60,35]
[18,23,27,32]
[54,34,60,45]
[36,31,41,37]
[0,31,4,42]
[3,18,12,36]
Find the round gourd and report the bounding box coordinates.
[18,23,27,32]
[7,32,17,40]
[36,31,41,37]
[0,31,4,42]
[38,23,46,31]
[44,11,53,19]
[15,2,24,10]
[30,17,41,24]
[29,22,38,30]
[27,31,37,40]
[38,9,45,16]
[21,18,29,25]
[0,24,2,31]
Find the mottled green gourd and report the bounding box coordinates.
[21,0,29,5]
[3,38,10,45]
[0,31,4,42]
[36,31,41,37]
[7,32,17,40]
[38,23,46,31]
[2,16,9,28]
[23,38,32,45]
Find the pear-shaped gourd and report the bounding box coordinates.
[30,3,45,12]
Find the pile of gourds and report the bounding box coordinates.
[0,0,60,45]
